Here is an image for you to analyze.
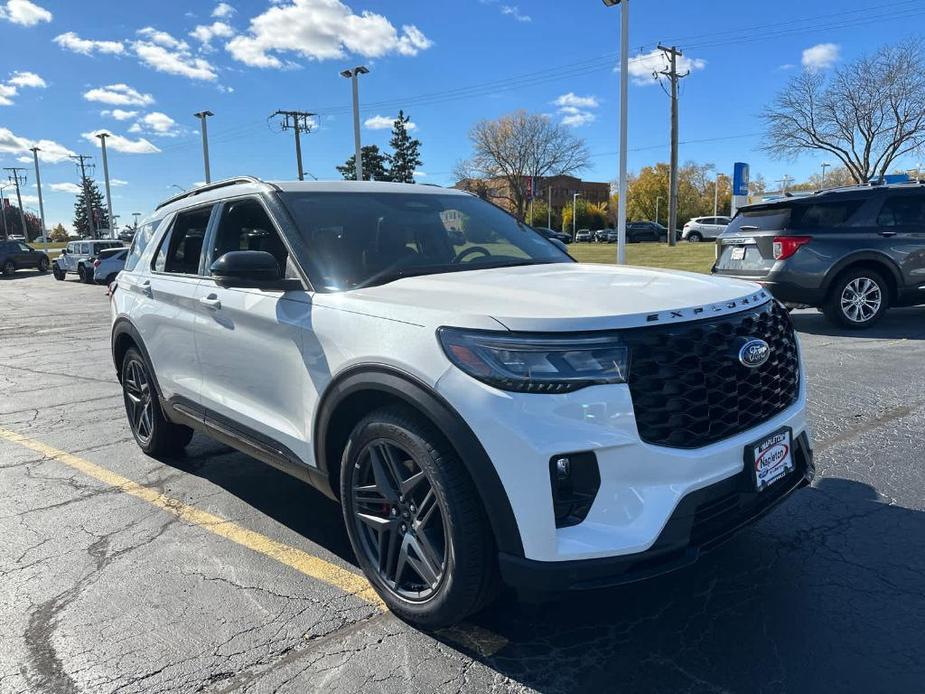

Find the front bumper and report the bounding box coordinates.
[498,431,813,590]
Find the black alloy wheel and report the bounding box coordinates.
[38,257,49,272]
[341,406,498,627]
[121,348,193,456]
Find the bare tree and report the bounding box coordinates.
[763,41,925,183]
[457,111,590,219]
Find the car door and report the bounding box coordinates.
[16,242,36,267]
[195,196,315,464]
[136,205,214,408]
[871,192,925,292]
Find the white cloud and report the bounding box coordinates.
[624,48,706,86]
[49,182,82,194]
[554,92,598,109]
[212,2,235,18]
[128,111,180,137]
[110,179,128,187]
[53,31,125,55]
[413,170,427,177]
[226,0,432,68]
[500,5,530,22]
[0,70,46,106]
[554,93,599,128]
[133,28,218,80]
[83,83,155,107]
[82,129,161,154]
[102,108,138,121]
[364,114,416,131]
[0,127,75,163]
[0,0,52,26]
[802,43,840,71]
[190,21,235,48]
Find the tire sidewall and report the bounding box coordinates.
[38,257,49,272]
[340,413,472,626]
[2,260,14,275]
[688,232,702,242]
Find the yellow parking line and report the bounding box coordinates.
[0,427,385,609]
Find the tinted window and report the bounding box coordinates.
[153,207,211,275]
[210,198,289,275]
[280,192,570,291]
[789,201,863,229]
[18,243,31,252]
[125,221,159,272]
[876,195,925,227]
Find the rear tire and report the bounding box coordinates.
[2,260,14,276]
[687,232,703,242]
[121,348,194,457]
[37,257,49,273]
[80,265,93,284]
[340,405,499,628]
[822,268,889,329]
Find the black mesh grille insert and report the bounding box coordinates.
[624,301,800,449]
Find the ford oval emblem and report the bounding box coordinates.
[739,339,771,368]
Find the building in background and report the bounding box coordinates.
[455,175,610,221]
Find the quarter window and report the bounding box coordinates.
[789,201,863,229]
[153,206,212,275]
[125,220,159,272]
[876,195,925,227]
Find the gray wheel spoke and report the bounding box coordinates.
[404,534,441,587]
[368,445,401,502]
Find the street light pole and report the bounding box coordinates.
[821,162,830,187]
[0,183,10,239]
[655,195,662,226]
[96,133,114,235]
[29,148,48,252]
[341,66,369,181]
[132,212,141,230]
[713,173,725,217]
[547,184,552,230]
[193,111,214,184]
[603,0,629,264]
[572,192,582,239]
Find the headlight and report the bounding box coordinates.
[437,327,629,393]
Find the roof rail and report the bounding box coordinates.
[155,176,271,211]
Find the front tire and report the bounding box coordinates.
[121,348,193,456]
[823,268,889,329]
[340,405,498,628]
[52,263,65,281]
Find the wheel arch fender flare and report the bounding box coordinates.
[111,318,165,402]
[821,251,903,298]
[313,364,525,558]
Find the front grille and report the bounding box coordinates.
[624,301,800,448]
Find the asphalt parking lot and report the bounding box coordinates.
[1,270,923,694]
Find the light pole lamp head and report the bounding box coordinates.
[95,132,109,141]
[194,110,214,119]
[601,0,623,5]
[341,66,369,78]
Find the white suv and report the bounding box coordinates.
[683,216,732,242]
[111,178,813,627]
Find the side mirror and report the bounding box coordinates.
[60,249,68,254]
[210,250,281,287]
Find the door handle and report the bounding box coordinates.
[139,280,153,297]
[199,294,221,310]
[878,231,898,237]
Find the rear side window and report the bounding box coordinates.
[876,195,925,226]
[789,201,863,229]
[153,206,212,275]
[125,221,159,272]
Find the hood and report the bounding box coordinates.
[324,262,769,332]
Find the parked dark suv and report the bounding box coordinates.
[0,240,49,276]
[713,183,925,328]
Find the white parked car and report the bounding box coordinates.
[93,247,129,285]
[111,177,813,627]
[682,216,731,242]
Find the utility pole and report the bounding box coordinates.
[3,167,29,240]
[193,111,213,184]
[29,148,48,251]
[70,155,96,238]
[572,191,582,239]
[547,183,552,230]
[340,66,369,181]
[272,110,316,181]
[821,162,830,187]
[96,133,114,235]
[657,44,689,247]
[776,175,793,195]
[713,173,725,217]
[132,212,141,230]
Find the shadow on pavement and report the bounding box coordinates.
[791,306,925,340]
[158,440,925,693]
[0,270,52,281]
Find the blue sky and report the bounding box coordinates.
[2,0,924,231]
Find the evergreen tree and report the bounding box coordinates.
[73,178,109,237]
[337,145,391,181]
[387,110,422,183]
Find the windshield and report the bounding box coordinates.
[279,191,572,291]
